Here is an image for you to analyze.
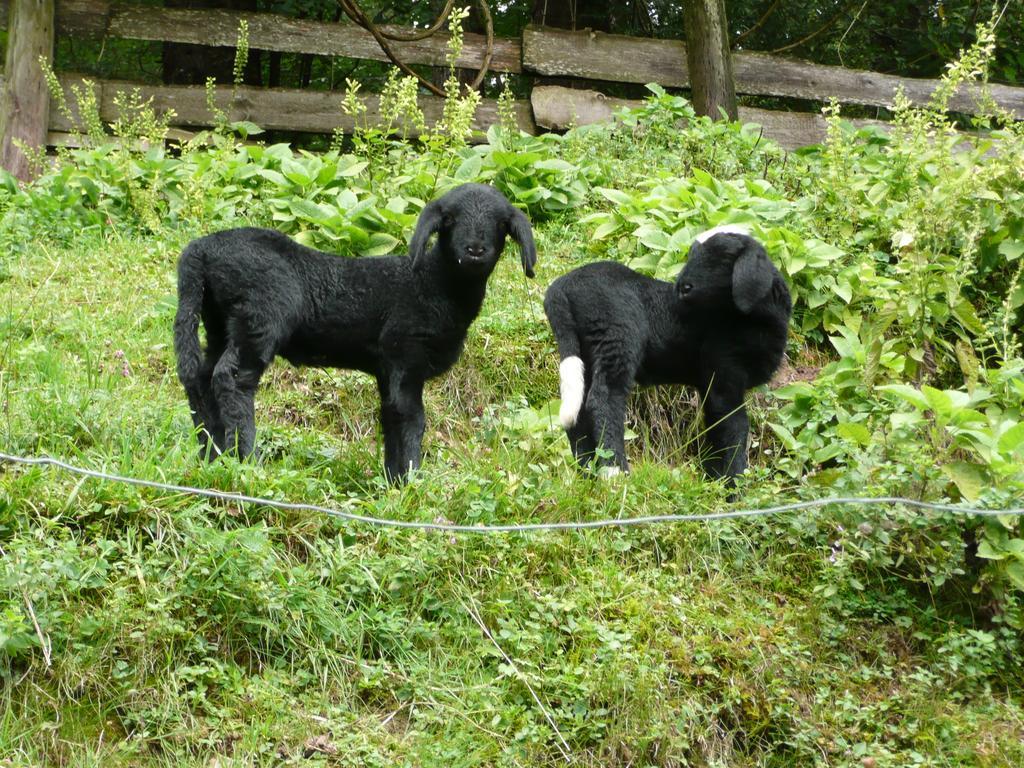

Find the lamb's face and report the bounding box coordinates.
[437,189,510,277]
[675,233,745,314]
[676,230,779,318]
[410,183,537,279]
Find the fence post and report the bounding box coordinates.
[0,0,56,182]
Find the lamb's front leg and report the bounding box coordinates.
[211,342,267,460]
[700,383,749,482]
[378,371,426,484]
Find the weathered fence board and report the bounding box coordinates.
[0,0,107,36]
[0,0,523,73]
[524,24,687,86]
[732,51,1024,119]
[531,85,888,149]
[46,74,537,139]
[523,25,1024,119]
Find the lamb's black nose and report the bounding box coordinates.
[466,245,485,257]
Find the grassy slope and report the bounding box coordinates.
[1,206,1023,766]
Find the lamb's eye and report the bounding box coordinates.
[680,282,693,294]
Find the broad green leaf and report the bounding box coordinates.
[454,154,483,181]
[228,120,264,137]
[805,239,844,263]
[1005,560,1024,590]
[976,538,1005,560]
[813,442,845,463]
[289,199,331,223]
[534,159,575,172]
[628,252,661,272]
[878,384,930,411]
[942,461,990,502]
[836,422,871,446]
[593,220,620,240]
[281,158,313,186]
[635,225,670,251]
[598,187,634,207]
[833,277,853,304]
[829,332,859,360]
[768,423,800,452]
[892,230,915,249]
[998,239,1024,261]
[773,382,816,400]
[360,233,401,257]
[997,422,1024,455]
[952,299,987,334]
[922,386,954,420]
[865,181,888,205]
[385,196,408,214]
[1006,539,1024,559]
[786,254,808,274]
[339,160,369,177]
[337,188,359,209]
[256,169,288,186]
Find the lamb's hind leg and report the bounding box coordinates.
[190,331,227,459]
[587,377,631,473]
[189,353,225,459]
[565,407,598,468]
[586,344,638,473]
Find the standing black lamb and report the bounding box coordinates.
[543,227,791,482]
[173,182,536,482]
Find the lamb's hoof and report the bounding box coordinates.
[597,465,624,481]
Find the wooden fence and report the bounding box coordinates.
[2,0,1024,179]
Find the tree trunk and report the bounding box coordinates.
[682,0,737,120]
[0,0,55,182]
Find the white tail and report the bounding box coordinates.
[558,356,585,429]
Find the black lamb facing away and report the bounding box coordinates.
[173,182,536,482]
[543,226,791,482]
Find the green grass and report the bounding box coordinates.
[1,214,1022,767]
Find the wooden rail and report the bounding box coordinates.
[2,0,1023,180]
[522,25,1024,119]
[39,73,536,140]
[2,1,1021,117]
[0,0,522,72]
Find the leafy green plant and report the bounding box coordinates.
[581,170,851,333]
[876,365,1023,614]
[811,21,1024,381]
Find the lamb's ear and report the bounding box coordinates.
[732,241,774,314]
[507,206,537,278]
[409,200,443,267]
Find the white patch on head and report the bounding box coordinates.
[695,224,750,243]
[558,356,585,429]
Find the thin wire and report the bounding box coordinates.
[1,451,1021,534]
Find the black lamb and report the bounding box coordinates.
[543,227,791,482]
[173,182,537,482]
